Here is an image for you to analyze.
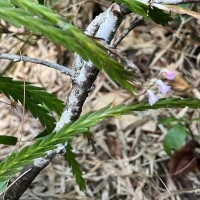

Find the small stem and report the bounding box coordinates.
[135,72,163,96]
[0,53,75,77]
[149,0,200,4]
[112,16,144,48]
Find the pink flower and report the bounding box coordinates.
[162,69,175,80]
[147,90,159,106]
[156,80,171,95]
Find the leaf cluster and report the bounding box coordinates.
[64,144,86,190]
[115,0,172,26]
[0,0,135,94]
[159,115,200,156]
[0,98,200,189]
[163,125,186,156]
[0,75,64,134]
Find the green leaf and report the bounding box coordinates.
[0,135,18,145]
[0,98,200,184]
[0,0,135,94]
[38,0,44,5]
[115,0,172,26]
[64,144,86,190]
[0,180,8,193]
[158,117,180,124]
[148,7,173,26]
[192,117,200,121]
[163,124,186,156]
[0,75,64,134]
[0,0,13,7]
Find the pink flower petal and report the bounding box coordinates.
[147,90,159,106]
[165,71,175,80]
[156,80,171,95]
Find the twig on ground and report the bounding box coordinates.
[154,169,171,195]
[0,53,74,77]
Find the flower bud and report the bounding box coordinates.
[162,69,175,80]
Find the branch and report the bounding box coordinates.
[0,53,74,77]
[130,0,200,19]
[144,0,200,4]
[55,3,123,130]
[112,16,144,48]
[3,3,125,199]
[117,0,200,19]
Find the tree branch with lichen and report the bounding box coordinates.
[0,53,74,76]
[1,3,125,200]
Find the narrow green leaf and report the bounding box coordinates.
[0,0,14,7]
[0,180,8,193]
[11,0,63,24]
[158,117,180,124]
[115,0,172,26]
[0,167,23,179]
[0,1,135,94]
[163,124,186,156]
[0,98,200,183]
[192,117,200,121]
[0,75,64,134]
[38,0,44,5]
[64,144,86,190]
[1,152,17,169]
[0,135,18,145]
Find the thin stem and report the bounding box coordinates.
[113,16,144,48]
[0,53,75,77]
[17,49,26,151]
[149,0,200,4]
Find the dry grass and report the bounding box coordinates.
[0,0,200,199]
